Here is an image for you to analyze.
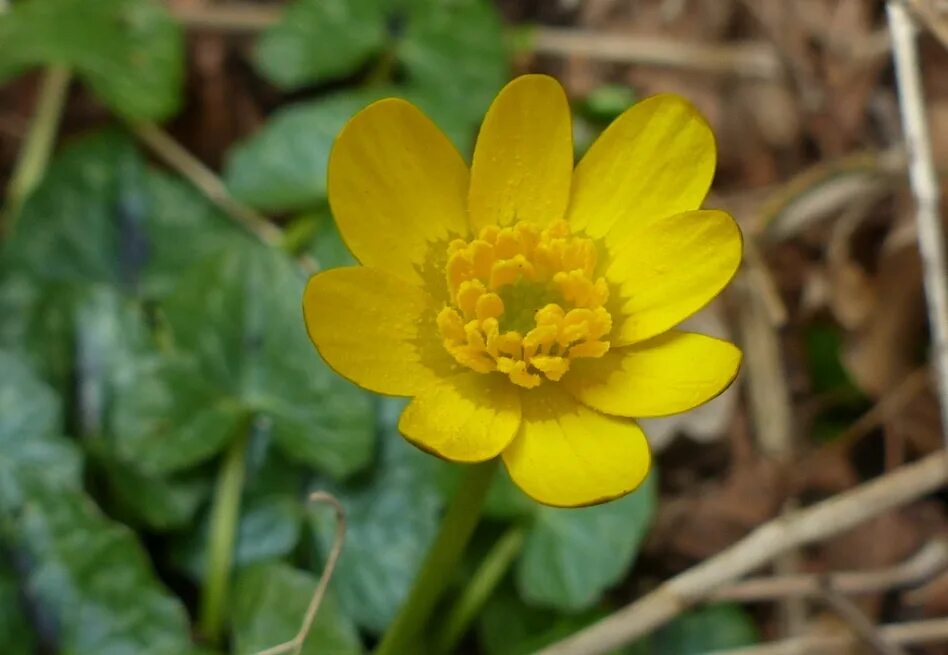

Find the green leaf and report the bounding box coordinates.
[142,168,253,297]
[227,0,508,212]
[111,354,250,475]
[0,350,82,513]
[516,473,657,611]
[0,0,184,119]
[305,208,357,269]
[654,604,759,654]
[0,281,212,530]
[97,448,211,531]
[233,561,363,655]
[254,0,386,90]
[399,0,508,141]
[170,435,306,580]
[0,556,35,655]
[158,244,375,479]
[309,397,453,633]
[579,85,638,124]
[7,130,246,298]
[224,89,386,213]
[10,485,194,655]
[478,586,645,655]
[484,464,535,521]
[175,494,303,580]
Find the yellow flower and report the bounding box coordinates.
[303,75,742,507]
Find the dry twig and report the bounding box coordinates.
[714,618,948,655]
[531,29,782,80]
[128,122,318,273]
[735,271,801,634]
[170,1,279,32]
[713,540,948,602]
[819,583,909,655]
[254,492,346,655]
[169,4,784,79]
[826,367,931,454]
[539,452,948,655]
[886,1,948,439]
[1,66,71,231]
[902,0,948,50]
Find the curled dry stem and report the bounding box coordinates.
[253,492,347,655]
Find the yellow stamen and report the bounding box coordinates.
[438,219,613,388]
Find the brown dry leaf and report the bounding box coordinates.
[797,613,864,655]
[816,510,924,621]
[650,457,786,561]
[841,227,926,397]
[905,571,948,618]
[826,204,879,330]
[815,0,887,146]
[886,386,947,454]
[821,511,923,574]
[792,449,859,496]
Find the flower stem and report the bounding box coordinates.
[2,65,71,235]
[434,524,526,654]
[374,458,499,655]
[199,427,250,645]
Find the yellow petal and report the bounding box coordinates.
[502,386,651,507]
[468,75,573,231]
[303,266,451,396]
[567,93,715,246]
[606,209,742,345]
[564,331,742,417]
[328,98,470,285]
[399,372,521,462]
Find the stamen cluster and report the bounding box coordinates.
[437,220,612,388]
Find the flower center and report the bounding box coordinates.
[436,219,612,388]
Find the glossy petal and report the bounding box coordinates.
[564,331,742,418]
[567,94,715,247]
[468,75,573,231]
[503,386,651,507]
[303,266,451,396]
[328,98,470,285]
[399,372,521,462]
[606,209,742,345]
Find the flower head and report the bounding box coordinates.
[303,75,742,507]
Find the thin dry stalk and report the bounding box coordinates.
[741,243,788,327]
[171,2,279,32]
[1,66,71,230]
[128,121,318,273]
[714,618,948,655]
[532,29,782,79]
[254,492,346,655]
[819,583,909,655]
[902,0,948,50]
[538,452,948,655]
[169,4,783,79]
[827,367,930,454]
[886,1,948,439]
[737,279,794,459]
[735,275,801,635]
[713,540,948,602]
[129,122,280,245]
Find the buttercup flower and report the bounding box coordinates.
[303,75,742,507]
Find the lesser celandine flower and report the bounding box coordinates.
[303,75,742,507]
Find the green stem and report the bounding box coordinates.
[374,458,498,655]
[2,65,71,233]
[434,524,526,654]
[199,428,250,645]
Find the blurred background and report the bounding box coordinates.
[1,0,948,654]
